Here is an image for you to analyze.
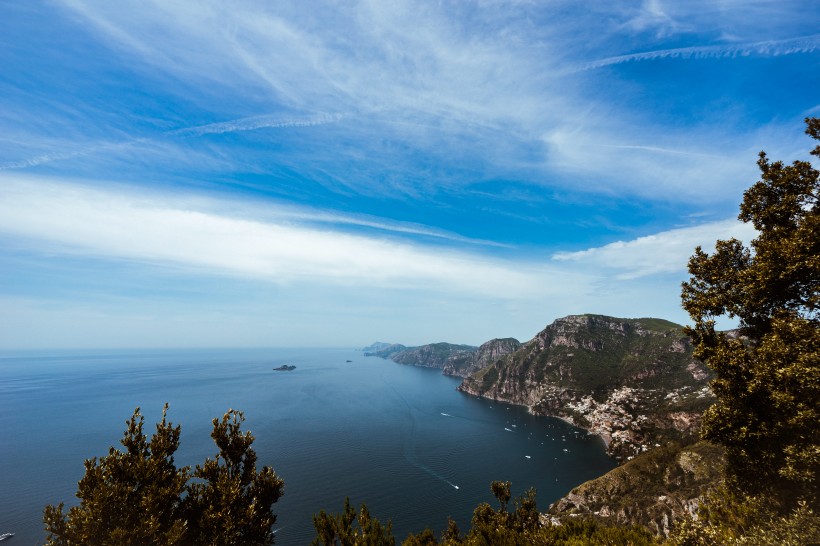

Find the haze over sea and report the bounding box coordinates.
[0,348,615,545]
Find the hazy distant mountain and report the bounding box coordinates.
[363,343,407,358]
[361,341,395,353]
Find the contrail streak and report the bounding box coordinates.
[580,34,820,71]
[167,112,347,137]
[0,112,347,171]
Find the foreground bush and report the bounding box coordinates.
[313,481,658,546]
[43,405,284,546]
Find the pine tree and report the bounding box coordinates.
[182,410,285,546]
[44,405,189,546]
[44,406,284,546]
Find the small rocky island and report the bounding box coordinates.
[272,364,296,371]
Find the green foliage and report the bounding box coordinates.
[43,404,189,546]
[667,489,820,546]
[317,482,658,546]
[183,410,285,546]
[311,498,396,546]
[461,481,541,545]
[43,406,283,546]
[680,117,820,508]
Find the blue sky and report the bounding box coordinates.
[1,0,818,349]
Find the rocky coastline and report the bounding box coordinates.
[366,314,720,536]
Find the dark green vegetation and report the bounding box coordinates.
[312,498,396,546]
[44,406,652,546]
[681,117,820,506]
[668,118,820,544]
[43,406,284,546]
[313,482,658,546]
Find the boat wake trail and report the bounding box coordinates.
[383,378,459,491]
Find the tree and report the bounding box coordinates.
[312,483,656,546]
[680,117,819,507]
[183,409,285,546]
[311,497,395,546]
[43,404,189,546]
[44,406,284,546]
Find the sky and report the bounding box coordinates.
[0,0,818,349]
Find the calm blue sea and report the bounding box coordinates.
[0,348,615,545]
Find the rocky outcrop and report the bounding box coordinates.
[365,338,521,378]
[390,342,478,369]
[458,315,714,461]
[548,441,725,537]
[442,338,521,378]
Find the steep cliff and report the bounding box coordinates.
[389,342,478,369]
[365,339,521,378]
[442,338,521,378]
[458,315,714,461]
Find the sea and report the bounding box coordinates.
[0,348,616,545]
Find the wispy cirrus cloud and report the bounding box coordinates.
[0,112,350,171]
[7,0,812,206]
[580,33,820,71]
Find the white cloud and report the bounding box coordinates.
[553,219,758,279]
[0,175,561,298]
[0,175,760,347]
[541,126,759,200]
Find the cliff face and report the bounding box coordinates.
[458,315,714,461]
[442,338,521,378]
[390,342,478,369]
[366,339,521,378]
[548,441,725,537]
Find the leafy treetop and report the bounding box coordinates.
[680,117,819,507]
